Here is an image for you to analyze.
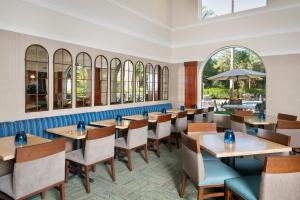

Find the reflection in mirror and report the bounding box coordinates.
[110,58,122,104]
[154,65,162,101]
[53,48,72,109]
[123,60,134,103]
[95,55,108,106]
[162,66,169,100]
[76,52,92,107]
[135,61,144,102]
[25,44,49,112]
[145,63,154,101]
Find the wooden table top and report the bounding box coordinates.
[167,109,195,115]
[0,134,51,161]
[122,115,157,123]
[244,116,277,126]
[46,125,96,140]
[190,132,291,158]
[90,119,131,129]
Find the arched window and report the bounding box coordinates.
[145,63,154,101]
[25,44,49,112]
[202,46,266,108]
[162,66,169,100]
[53,48,72,109]
[135,61,144,102]
[123,60,134,103]
[154,65,161,101]
[110,58,122,104]
[75,52,92,107]
[94,55,108,106]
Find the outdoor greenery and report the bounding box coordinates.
[203,47,266,99]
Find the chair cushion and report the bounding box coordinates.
[115,137,127,149]
[235,157,264,176]
[202,150,219,161]
[199,160,240,186]
[148,130,158,139]
[0,174,15,199]
[66,149,86,165]
[225,175,260,200]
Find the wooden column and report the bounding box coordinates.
[184,61,198,108]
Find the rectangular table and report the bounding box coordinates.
[190,132,291,167]
[122,113,177,123]
[47,125,97,140]
[0,134,50,161]
[244,116,277,127]
[89,119,131,129]
[167,108,196,115]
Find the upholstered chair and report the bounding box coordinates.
[234,110,253,117]
[179,133,240,200]
[230,114,247,133]
[276,120,300,153]
[225,156,300,200]
[0,139,66,200]
[206,107,214,122]
[115,119,148,171]
[193,109,204,123]
[148,114,172,157]
[171,111,187,148]
[66,126,116,193]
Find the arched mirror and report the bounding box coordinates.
[123,60,134,103]
[154,65,162,101]
[94,55,108,106]
[76,52,92,107]
[145,63,154,101]
[162,66,169,100]
[53,48,72,109]
[25,44,49,112]
[110,58,122,104]
[135,61,144,102]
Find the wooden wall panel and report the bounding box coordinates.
[184,61,198,108]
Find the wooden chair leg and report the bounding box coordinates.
[176,133,180,149]
[91,164,96,172]
[168,136,172,152]
[59,183,65,200]
[40,191,45,199]
[110,158,116,182]
[127,149,133,171]
[225,186,233,200]
[65,161,69,183]
[156,140,160,158]
[179,172,187,198]
[144,144,149,163]
[197,187,204,200]
[84,166,90,193]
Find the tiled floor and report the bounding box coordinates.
[0,144,224,200]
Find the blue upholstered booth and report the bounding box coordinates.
[0,103,172,139]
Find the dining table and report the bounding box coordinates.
[244,115,277,128]
[189,132,292,168]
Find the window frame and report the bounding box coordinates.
[123,60,135,103]
[110,58,122,105]
[94,55,108,106]
[53,48,73,110]
[75,52,92,108]
[25,44,49,112]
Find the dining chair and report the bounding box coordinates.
[225,156,300,200]
[65,126,116,193]
[187,122,218,161]
[206,106,214,122]
[0,139,66,200]
[171,111,187,148]
[115,119,148,171]
[194,109,204,123]
[277,113,297,121]
[179,133,240,200]
[276,120,300,153]
[234,110,253,117]
[230,114,247,133]
[148,114,172,157]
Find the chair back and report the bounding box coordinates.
[181,133,205,184]
[230,114,246,132]
[277,113,297,121]
[14,139,65,198]
[187,123,217,136]
[175,111,187,132]
[84,126,115,164]
[155,114,171,139]
[234,110,253,117]
[207,107,214,122]
[127,119,148,149]
[260,156,300,200]
[257,131,291,147]
[194,109,204,123]
[276,120,300,148]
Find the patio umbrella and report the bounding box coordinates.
[207,68,266,98]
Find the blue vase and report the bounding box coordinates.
[224,129,235,144]
[143,111,148,118]
[180,105,185,111]
[161,108,166,114]
[15,131,27,146]
[115,115,122,125]
[77,121,86,132]
[258,110,265,120]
